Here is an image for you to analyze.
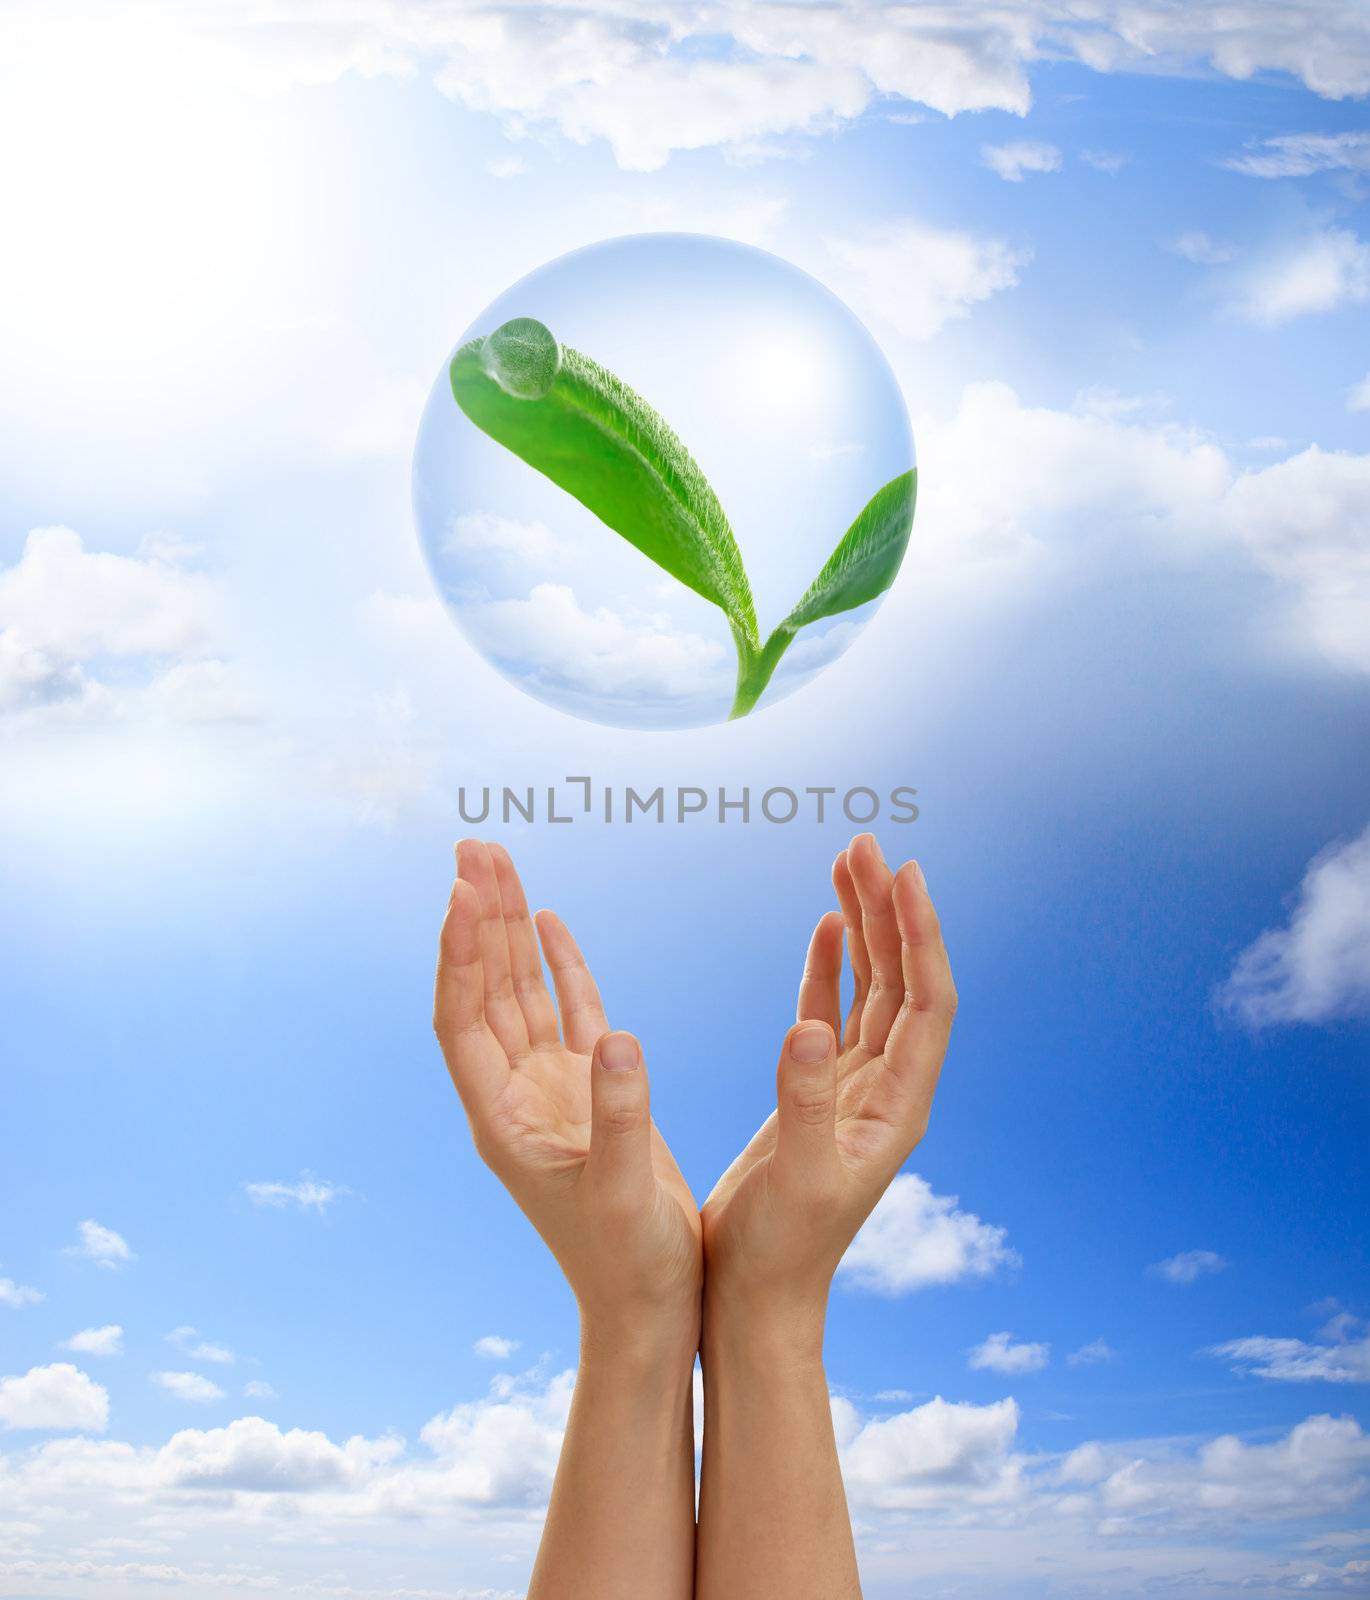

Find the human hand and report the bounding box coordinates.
[701,833,957,1354]
[434,840,702,1361]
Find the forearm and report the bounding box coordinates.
[696,1294,861,1600]
[528,1319,698,1600]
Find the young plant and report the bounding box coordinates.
[450,316,916,719]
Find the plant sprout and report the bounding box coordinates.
[450,316,916,719]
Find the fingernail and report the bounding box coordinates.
[599,1032,639,1072]
[910,859,926,889]
[790,1024,832,1062]
[869,834,885,866]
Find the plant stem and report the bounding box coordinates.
[729,626,795,720]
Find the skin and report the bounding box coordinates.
[432,833,956,1599]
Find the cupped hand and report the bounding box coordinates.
[433,840,702,1353]
[701,833,957,1342]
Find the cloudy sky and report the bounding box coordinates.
[2,3,1370,1598]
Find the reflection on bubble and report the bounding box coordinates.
[413,233,915,730]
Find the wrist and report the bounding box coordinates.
[701,1280,830,1373]
[578,1302,701,1378]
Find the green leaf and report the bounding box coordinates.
[451,317,758,648]
[729,468,916,718]
[779,467,917,633]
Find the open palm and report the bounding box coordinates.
[434,840,701,1323]
[702,834,956,1301]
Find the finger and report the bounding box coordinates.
[772,1021,841,1196]
[797,910,844,1039]
[864,861,957,1143]
[487,843,560,1048]
[583,1031,653,1200]
[832,849,869,1049]
[535,909,610,1054]
[433,877,512,1115]
[457,839,531,1059]
[848,833,904,1053]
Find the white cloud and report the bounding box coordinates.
[2,1367,1368,1595]
[841,1395,1025,1510]
[0,1271,43,1309]
[920,383,1370,679]
[166,1326,235,1364]
[1233,227,1370,324]
[125,4,1370,171]
[1080,147,1128,174]
[1151,1249,1229,1285]
[969,1332,1050,1374]
[837,1173,1018,1295]
[463,582,731,701]
[1212,1333,1370,1383]
[1349,372,1370,412]
[444,510,560,570]
[243,1379,277,1400]
[60,1326,122,1358]
[473,1336,520,1361]
[65,1219,135,1271]
[1226,130,1370,178]
[826,220,1026,340]
[1170,230,1237,265]
[487,154,528,179]
[1068,1338,1117,1366]
[1218,823,1370,1026]
[982,140,1061,181]
[154,1371,226,1404]
[0,527,221,718]
[243,1174,350,1212]
[0,1364,108,1432]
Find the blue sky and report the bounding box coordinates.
[2,5,1370,1598]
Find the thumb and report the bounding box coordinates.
[772,1021,841,1194]
[584,1030,653,1201]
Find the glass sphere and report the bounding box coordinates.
[413,234,915,730]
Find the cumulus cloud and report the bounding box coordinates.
[840,1395,1025,1511]
[0,1364,108,1432]
[65,1219,135,1271]
[243,1174,350,1212]
[1226,130,1370,178]
[2,1370,1368,1595]
[60,1326,122,1358]
[166,1326,235,1364]
[1218,824,1370,1026]
[1349,372,1370,412]
[243,1380,277,1400]
[1151,1249,1229,1285]
[920,383,1370,677]
[473,1336,520,1361]
[982,140,1061,181]
[1055,1412,1370,1529]
[837,1173,1017,1295]
[130,4,1370,170]
[826,220,1027,339]
[0,527,223,718]
[1170,230,1238,265]
[969,1332,1050,1374]
[1212,1332,1370,1383]
[1232,227,1370,324]
[0,1271,43,1309]
[463,582,731,701]
[154,1371,226,1404]
[1068,1338,1117,1366]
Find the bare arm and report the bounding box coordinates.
[434,841,700,1600]
[697,834,957,1600]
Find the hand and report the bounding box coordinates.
[433,840,702,1358]
[701,833,957,1349]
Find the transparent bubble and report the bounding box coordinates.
[413,234,915,730]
